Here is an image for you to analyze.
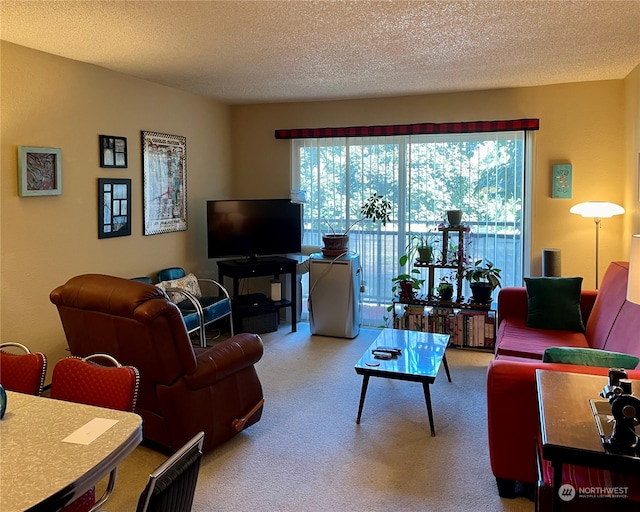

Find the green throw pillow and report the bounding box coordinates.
[543,347,640,369]
[524,276,585,332]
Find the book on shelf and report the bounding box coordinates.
[451,310,496,348]
[395,311,426,331]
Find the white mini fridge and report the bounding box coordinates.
[308,253,361,338]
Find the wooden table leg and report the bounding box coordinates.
[356,375,370,424]
[422,381,436,436]
[552,460,563,512]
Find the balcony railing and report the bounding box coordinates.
[301,221,523,327]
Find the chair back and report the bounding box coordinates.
[157,267,186,283]
[50,354,139,412]
[50,274,198,391]
[132,276,154,284]
[136,431,205,512]
[50,353,140,512]
[0,342,47,395]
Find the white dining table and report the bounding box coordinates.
[0,390,142,512]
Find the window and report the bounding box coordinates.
[290,127,533,327]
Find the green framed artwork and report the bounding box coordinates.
[552,164,572,198]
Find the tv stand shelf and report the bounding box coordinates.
[217,256,297,333]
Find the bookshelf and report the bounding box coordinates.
[391,300,496,349]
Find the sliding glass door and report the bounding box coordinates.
[293,130,528,327]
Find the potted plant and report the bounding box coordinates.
[399,231,437,266]
[435,275,454,302]
[322,192,392,256]
[464,259,502,303]
[391,269,425,301]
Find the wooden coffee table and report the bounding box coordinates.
[354,328,451,436]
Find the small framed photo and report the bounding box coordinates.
[99,135,128,168]
[18,146,62,196]
[98,178,131,238]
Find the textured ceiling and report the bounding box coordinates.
[1,0,639,104]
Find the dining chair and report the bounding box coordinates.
[156,267,234,347]
[0,342,47,396]
[50,354,140,512]
[136,431,205,512]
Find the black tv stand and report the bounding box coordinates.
[235,255,278,265]
[217,256,297,332]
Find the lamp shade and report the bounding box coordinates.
[628,234,640,305]
[569,201,625,218]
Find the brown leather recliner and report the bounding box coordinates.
[50,273,264,454]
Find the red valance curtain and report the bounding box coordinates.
[275,118,539,139]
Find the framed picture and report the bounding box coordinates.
[551,163,572,198]
[141,131,187,235]
[98,178,131,239]
[18,146,62,196]
[99,135,128,168]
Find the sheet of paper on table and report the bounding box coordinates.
[63,418,119,445]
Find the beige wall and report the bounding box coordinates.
[1,42,232,368]
[231,78,637,287]
[624,63,640,246]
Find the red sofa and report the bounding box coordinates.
[486,261,640,507]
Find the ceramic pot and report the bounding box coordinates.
[437,284,454,301]
[322,234,349,257]
[417,247,434,264]
[446,209,463,226]
[470,282,493,303]
[398,280,416,300]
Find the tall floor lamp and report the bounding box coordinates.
[570,201,625,289]
[628,234,640,304]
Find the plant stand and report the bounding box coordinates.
[415,226,466,303]
[390,225,497,350]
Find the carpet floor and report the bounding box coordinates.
[103,324,534,511]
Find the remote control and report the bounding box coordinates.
[375,347,402,355]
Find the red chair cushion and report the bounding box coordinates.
[50,357,139,412]
[0,351,47,395]
[59,488,95,512]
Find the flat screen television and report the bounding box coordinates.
[207,199,302,260]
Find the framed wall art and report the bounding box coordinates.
[551,163,572,198]
[98,178,131,239]
[18,146,62,196]
[99,135,128,168]
[141,131,187,235]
